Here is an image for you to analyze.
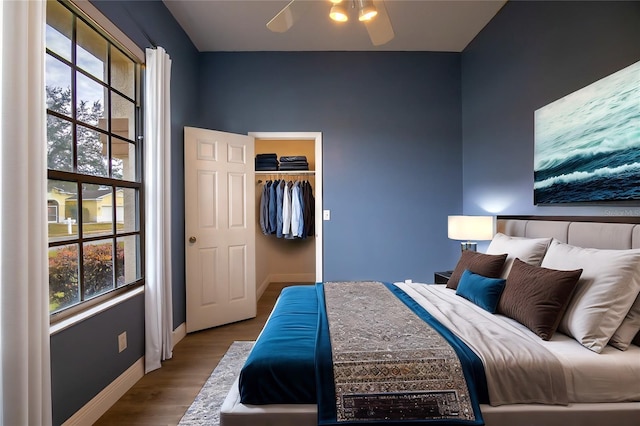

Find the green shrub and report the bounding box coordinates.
[49,246,79,311]
[49,242,124,312]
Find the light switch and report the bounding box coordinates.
[323,210,331,221]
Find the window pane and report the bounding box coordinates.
[112,138,136,181]
[48,179,78,242]
[76,19,107,82]
[81,184,113,236]
[77,125,108,177]
[111,91,135,142]
[116,187,137,233]
[49,243,80,313]
[46,56,72,116]
[76,72,106,127]
[47,115,73,172]
[83,239,115,299]
[46,0,72,62]
[48,202,59,222]
[111,46,135,99]
[117,235,140,287]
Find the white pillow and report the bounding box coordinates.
[486,233,551,278]
[609,293,640,351]
[541,239,640,353]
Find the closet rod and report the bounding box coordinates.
[256,170,315,184]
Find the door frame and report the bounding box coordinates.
[249,131,323,282]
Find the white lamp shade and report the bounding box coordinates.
[448,215,495,241]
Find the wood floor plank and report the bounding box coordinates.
[93,282,294,426]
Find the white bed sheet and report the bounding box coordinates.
[398,283,640,404]
[496,311,640,403]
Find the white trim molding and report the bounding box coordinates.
[257,273,316,300]
[248,131,323,282]
[62,357,144,426]
[172,322,187,348]
[70,0,145,62]
[50,286,144,335]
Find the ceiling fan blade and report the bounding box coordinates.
[267,0,312,33]
[365,0,394,46]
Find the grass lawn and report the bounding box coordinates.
[49,222,124,238]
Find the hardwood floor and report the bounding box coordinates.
[94,282,292,426]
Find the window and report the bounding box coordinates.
[46,0,143,318]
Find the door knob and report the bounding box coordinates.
[189,236,197,243]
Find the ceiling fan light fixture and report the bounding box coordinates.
[357,0,377,21]
[329,4,349,22]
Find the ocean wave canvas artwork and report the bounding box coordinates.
[534,60,640,204]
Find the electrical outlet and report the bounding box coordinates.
[118,331,127,353]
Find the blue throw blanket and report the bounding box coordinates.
[239,285,318,404]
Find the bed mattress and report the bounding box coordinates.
[222,282,640,426]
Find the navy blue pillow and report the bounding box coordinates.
[455,269,506,313]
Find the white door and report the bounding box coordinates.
[184,126,256,333]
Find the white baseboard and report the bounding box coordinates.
[257,275,271,300]
[269,273,315,283]
[172,322,187,348]
[62,357,144,426]
[257,273,315,300]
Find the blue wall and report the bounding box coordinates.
[197,51,463,282]
[461,0,640,217]
[51,295,144,424]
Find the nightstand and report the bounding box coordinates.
[434,270,453,284]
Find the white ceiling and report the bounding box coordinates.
[162,0,508,52]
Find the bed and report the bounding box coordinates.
[220,216,640,426]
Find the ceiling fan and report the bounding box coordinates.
[267,0,395,46]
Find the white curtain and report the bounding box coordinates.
[0,0,52,424]
[144,47,174,373]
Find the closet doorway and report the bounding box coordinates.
[250,132,323,298]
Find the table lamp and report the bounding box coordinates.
[448,215,495,252]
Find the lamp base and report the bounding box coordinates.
[461,242,477,252]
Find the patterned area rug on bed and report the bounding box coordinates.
[178,341,254,426]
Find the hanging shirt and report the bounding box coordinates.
[260,181,270,235]
[276,180,284,238]
[298,181,305,238]
[303,181,315,237]
[291,181,303,238]
[268,179,278,234]
[282,180,292,237]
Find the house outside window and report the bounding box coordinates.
[46,0,144,317]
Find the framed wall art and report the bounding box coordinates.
[534,60,640,204]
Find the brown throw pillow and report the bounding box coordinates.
[446,251,507,290]
[498,258,582,340]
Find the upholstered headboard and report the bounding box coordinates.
[497,216,640,250]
